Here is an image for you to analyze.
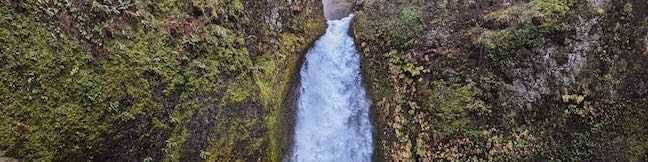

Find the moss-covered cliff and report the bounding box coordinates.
[3,0,647,161]
[0,0,324,161]
[354,0,647,161]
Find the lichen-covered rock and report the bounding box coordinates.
[0,0,325,161]
[354,0,647,161]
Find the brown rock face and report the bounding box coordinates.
[323,0,355,20]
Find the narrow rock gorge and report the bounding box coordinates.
[1,0,647,161]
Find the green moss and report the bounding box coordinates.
[2,0,325,161]
[102,30,174,121]
[1,0,250,160]
[477,0,574,70]
[427,81,483,137]
[204,100,263,161]
[190,0,247,21]
[0,5,109,161]
[140,0,187,17]
[380,7,424,48]
[255,57,277,107]
[162,129,190,162]
[246,14,324,160]
[223,74,255,103]
[255,33,305,162]
[626,103,648,162]
[529,0,573,27]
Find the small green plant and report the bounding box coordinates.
[388,51,425,84]
[623,2,633,15]
[199,150,211,160]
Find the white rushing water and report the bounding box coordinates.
[290,14,373,162]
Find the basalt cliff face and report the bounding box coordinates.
[354,0,647,161]
[0,0,324,161]
[2,0,648,161]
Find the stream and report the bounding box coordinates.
[289,14,374,162]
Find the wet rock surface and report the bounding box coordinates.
[323,0,355,20]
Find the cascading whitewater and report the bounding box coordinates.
[290,14,373,162]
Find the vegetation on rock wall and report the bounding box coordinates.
[0,0,324,161]
[355,0,647,161]
[2,0,646,161]
[477,0,574,71]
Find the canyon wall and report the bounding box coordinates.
[354,0,647,161]
[0,0,324,161]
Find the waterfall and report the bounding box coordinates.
[290,14,373,162]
